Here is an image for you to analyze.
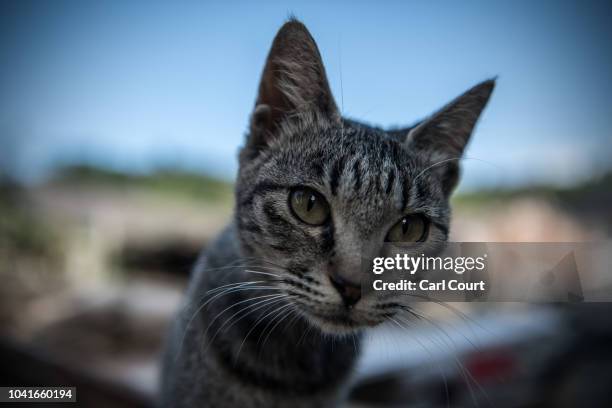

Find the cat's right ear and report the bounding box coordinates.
[247,19,339,155]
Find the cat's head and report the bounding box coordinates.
[235,19,494,334]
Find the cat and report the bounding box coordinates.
[161,18,494,408]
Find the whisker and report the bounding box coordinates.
[205,294,292,353]
[259,304,297,352]
[236,300,296,360]
[282,307,304,335]
[413,156,504,183]
[397,293,486,349]
[388,316,451,408]
[297,319,314,346]
[202,292,287,340]
[174,284,280,361]
[243,269,283,279]
[396,311,493,407]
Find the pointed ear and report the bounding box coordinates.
[248,19,339,154]
[406,79,495,196]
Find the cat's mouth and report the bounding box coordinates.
[302,307,387,334]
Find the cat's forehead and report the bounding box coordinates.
[267,121,444,209]
[277,121,418,180]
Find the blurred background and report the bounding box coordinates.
[1,1,611,407]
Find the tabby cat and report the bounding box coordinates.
[161,18,494,408]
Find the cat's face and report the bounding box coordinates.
[235,19,494,334]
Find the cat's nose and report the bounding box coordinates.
[329,273,361,307]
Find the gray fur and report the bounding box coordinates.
[161,18,494,407]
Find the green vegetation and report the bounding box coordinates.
[453,170,612,209]
[0,178,60,260]
[52,165,234,204]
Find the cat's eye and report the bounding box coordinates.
[289,187,330,226]
[385,214,429,243]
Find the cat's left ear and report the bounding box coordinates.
[405,79,495,196]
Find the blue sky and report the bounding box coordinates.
[1,0,611,190]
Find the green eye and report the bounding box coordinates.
[289,187,330,226]
[385,214,429,243]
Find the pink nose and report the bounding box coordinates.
[329,273,361,307]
